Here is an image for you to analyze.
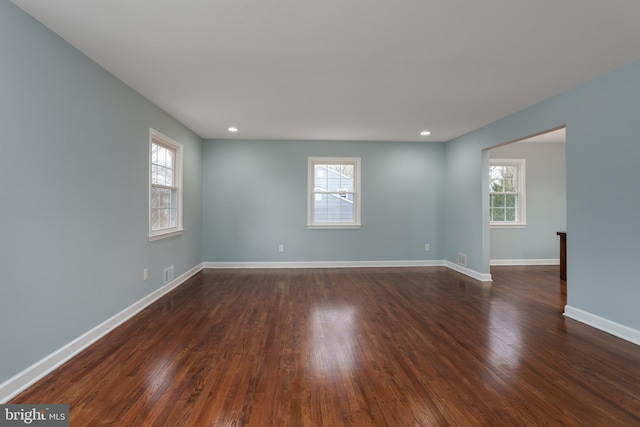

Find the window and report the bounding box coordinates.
[149,129,183,240]
[308,157,361,228]
[489,159,526,227]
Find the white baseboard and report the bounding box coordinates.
[204,260,492,282]
[0,263,203,404]
[444,261,492,282]
[491,259,560,266]
[564,305,640,347]
[203,260,446,269]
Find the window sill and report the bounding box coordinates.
[307,224,362,230]
[149,229,184,241]
[490,223,527,229]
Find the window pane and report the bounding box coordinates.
[314,195,329,222]
[341,176,353,192]
[327,175,341,191]
[491,208,505,221]
[151,187,173,208]
[152,141,176,187]
[167,166,174,186]
[169,208,177,228]
[491,194,506,208]
[505,208,516,222]
[151,208,168,230]
[151,187,161,208]
[505,194,517,208]
[152,165,174,186]
[165,149,174,169]
[151,208,160,229]
[153,145,173,168]
[340,192,354,201]
[327,164,341,174]
[339,199,354,221]
[319,165,355,193]
[151,208,178,230]
[489,166,505,180]
[327,202,341,221]
[503,178,516,192]
[490,178,503,192]
[155,145,165,166]
[314,193,354,223]
[314,166,328,189]
[151,164,161,185]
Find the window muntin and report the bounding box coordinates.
[489,159,526,227]
[308,157,361,228]
[150,129,183,240]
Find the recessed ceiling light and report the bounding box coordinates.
[228,127,239,132]
[420,130,431,136]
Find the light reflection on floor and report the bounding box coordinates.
[310,305,357,377]
[144,354,176,403]
[488,301,523,370]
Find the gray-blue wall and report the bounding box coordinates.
[444,59,640,331]
[490,142,566,261]
[0,1,202,385]
[202,139,445,263]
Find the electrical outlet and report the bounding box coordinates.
[143,268,149,281]
[458,253,467,267]
[424,243,430,251]
[278,244,284,253]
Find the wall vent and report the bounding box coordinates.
[163,265,175,284]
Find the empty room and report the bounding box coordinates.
[2,0,640,425]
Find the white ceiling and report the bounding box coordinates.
[10,0,640,142]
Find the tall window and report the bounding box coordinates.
[489,159,526,226]
[149,129,183,240]
[308,157,361,229]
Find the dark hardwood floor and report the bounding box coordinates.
[11,266,640,426]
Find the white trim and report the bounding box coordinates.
[307,224,362,230]
[489,158,526,226]
[564,305,640,347]
[491,258,560,266]
[149,129,184,241]
[204,260,445,269]
[0,263,203,404]
[445,261,493,282]
[308,157,361,228]
[203,260,491,283]
[148,229,184,241]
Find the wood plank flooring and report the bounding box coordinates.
[11,266,640,426]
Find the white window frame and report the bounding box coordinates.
[308,157,361,229]
[489,158,526,228]
[149,129,184,241]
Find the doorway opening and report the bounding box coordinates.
[486,127,566,269]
